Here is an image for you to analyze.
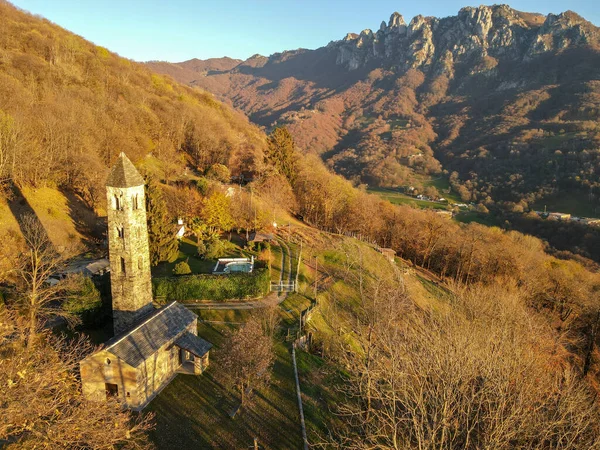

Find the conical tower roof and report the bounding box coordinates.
[106,152,145,188]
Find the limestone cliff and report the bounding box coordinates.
[332,5,597,72]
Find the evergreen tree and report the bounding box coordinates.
[201,191,233,233]
[146,180,179,266]
[265,127,298,184]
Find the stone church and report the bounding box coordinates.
[80,153,212,410]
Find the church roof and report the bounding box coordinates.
[174,331,212,357]
[102,302,199,368]
[106,152,145,188]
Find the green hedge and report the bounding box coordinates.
[153,268,270,302]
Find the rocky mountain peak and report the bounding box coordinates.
[388,12,407,28]
[332,4,599,71]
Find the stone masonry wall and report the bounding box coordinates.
[80,350,140,407]
[106,183,153,334]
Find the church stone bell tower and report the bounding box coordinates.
[106,152,154,334]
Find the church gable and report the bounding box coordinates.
[80,349,137,402]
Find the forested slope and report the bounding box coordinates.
[149,5,600,211]
[0,1,266,209]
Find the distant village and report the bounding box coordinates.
[403,185,600,227]
[533,211,600,226]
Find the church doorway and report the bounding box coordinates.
[105,383,118,399]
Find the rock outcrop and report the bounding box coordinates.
[333,5,598,71]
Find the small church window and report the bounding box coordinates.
[120,257,126,274]
[132,194,139,210]
[138,255,143,270]
[114,195,123,211]
[126,392,131,398]
[106,358,111,365]
[117,226,124,239]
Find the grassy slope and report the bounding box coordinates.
[0,187,95,278]
[531,192,600,218]
[367,187,450,210]
[147,322,303,449]
[140,224,453,449]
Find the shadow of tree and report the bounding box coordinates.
[58,187,106,252]
[6,181,51,249]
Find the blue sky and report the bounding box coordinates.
[11,0,599,62]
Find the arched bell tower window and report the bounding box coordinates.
[132,194,139,210]
[114,194,123,211]
[120,257,126,274]
[117,226,124,239]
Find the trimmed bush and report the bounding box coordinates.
[153,268,270,302]
[173,261,192,275]
[62,275,103,325]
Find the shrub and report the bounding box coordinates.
[62,275,103,324]
[198,235,230,259]
[205,163,231,183]
[205,237,227,259]
[173,260,192,275]
[196,177,209,195]
[153,268,270,302]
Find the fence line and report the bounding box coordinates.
[295,242,302,293]
[292,347,309,450]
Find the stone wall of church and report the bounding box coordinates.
[135,342,181,407]
[106,183,153,334]
[80,350,140,407]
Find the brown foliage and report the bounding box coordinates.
[0,1,266,208]
[325,282,600,449]
[218,316,275,405]
[0,311,153,449]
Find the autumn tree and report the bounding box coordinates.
[0,310,153,449]
[230,190,255,239]
[205,163,231,183]
[265,127,298,184]
[146,180,179,266]
[14,214,69,350]
[326,281,600,450]
[0,110,17,187]
[219,317,275,406]
[201,191,233,234]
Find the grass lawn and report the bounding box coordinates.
[453,211,503,227]
[531,192,600,218]
[295,350,344,442]
[270,242,283,283]
[422,176,461,203]
[147,321,303,449]
[152,236,254,278]
[194,308,254,323]
[368,187,450,210]
[280,293,314,331]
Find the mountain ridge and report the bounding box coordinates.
[146,4,600,210]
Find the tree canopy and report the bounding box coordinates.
[146,180,179,266]
[265,127,298,185]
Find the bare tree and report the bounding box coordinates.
[0,311,154,449]
[254,305,281,339]
[219,317,275,406]
[14,214,71,350]
[323,281,600,450]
